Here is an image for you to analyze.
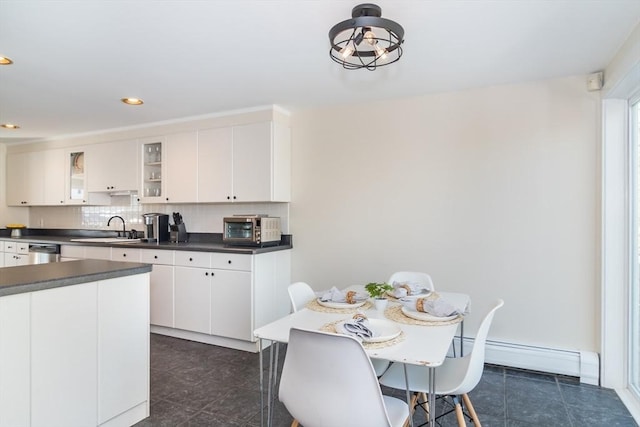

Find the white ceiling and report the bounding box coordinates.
[1,0,639,144]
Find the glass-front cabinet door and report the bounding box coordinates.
[140,138,164,203]
[67,150,86,204]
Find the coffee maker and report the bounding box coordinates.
[142,213,169,244]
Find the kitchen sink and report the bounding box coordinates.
[69,237,142,244]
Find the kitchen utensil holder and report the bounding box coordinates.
[170,223,188,243]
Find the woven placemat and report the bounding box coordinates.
[306,299,373,313]
[319,319,406,349]
[384,305,463,326]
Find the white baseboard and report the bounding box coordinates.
[452,337,600,385]
[150,325,259,353]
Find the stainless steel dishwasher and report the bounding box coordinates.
[28,243,61,264]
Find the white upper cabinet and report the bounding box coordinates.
[197,127,233,202]
[164,131,198,203]
[7,149,65,206]
[42,149,66,205]
[86,139,138,193]
[197,121,291,203]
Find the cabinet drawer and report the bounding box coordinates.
[84,246,111,260]
[174,251,210,268]
[0,241,5,252]
[4,242,17,253]
[111,248,141,262]
[61,245,84,259]
[140,249,174,265]
[210,253,252,271]
[17,243,29,254]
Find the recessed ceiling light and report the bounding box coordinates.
[121,97,144,105]
[1,123,20,129]
[0,56,13,65]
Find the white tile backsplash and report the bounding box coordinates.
[29,199,289,234]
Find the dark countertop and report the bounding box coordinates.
[0,232,292,254]
[0,259,152,297]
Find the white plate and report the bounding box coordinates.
[336,318,402,343]
[363,318,402,343]
[388,289,431,299]
[401,306,459,322]
[317,298,367,309]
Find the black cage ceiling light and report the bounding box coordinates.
[329,3,404,71]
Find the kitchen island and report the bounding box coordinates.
[0,259,152,427]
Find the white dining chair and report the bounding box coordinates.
[279,327,410,427]
[378,299,504,427]
[375,271,437,377]
[287,282,316,313]
[388,271,435,291]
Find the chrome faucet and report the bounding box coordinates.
[107,215,126,237]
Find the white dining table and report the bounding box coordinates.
[253,291,470,427]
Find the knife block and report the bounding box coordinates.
[170,223,188,243]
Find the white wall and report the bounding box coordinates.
[290,75,600,353]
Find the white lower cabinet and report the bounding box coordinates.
[141,249,175,328]
[31,282,98,427]
[0,294,30,427]
[61,245,111,260]
[173,250,211,334]
[169,249,290,350]
[0,273,150,427]
[211,269,252,340]
[97,275,149,424]
[2,241,29,266]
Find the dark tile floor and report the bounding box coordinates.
[134,333,638,427]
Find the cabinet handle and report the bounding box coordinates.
[166,198,169,201]
[205,272,209,276]
[189,257,193,261]
[154,255,158,259]
[60,200,64,204]
[123,253,127,257]
[233,196,237,200]
[226,196,230,200]
[228,260,232,264]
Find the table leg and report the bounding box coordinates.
[259,338,264,427]
[403,364,414,427]
[267,342,280,427]
[460,320,464,357]
[428,367,436,427]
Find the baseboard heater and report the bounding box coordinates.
[451,336,599,385]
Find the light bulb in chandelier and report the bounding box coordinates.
[340,41,355,58]
[362,28,388,60]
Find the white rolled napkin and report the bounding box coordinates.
[391,281,431,298]
[401,292,467,317]
[319,287,367,303]
[336,317,373,341]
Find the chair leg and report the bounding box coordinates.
[454,402,466,427]
[291,419,299,427]
[419,392,430,414]
[402,393,419,427]
[462,393,481,427]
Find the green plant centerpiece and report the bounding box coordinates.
[365,282,393,300]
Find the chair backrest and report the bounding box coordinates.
[279,328,395,427]
[388,271,435,291]
[287,282,316,312]
[456,299,504,394]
